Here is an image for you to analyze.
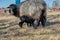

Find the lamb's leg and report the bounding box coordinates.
[19,22,24,28]
[27,23,32,27]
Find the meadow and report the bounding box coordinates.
[0,11,60,40]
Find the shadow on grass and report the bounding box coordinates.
[46,21,60,26]
[45,14,60,26]
[47,14,60,21]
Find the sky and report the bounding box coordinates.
[0,0,60,8]
[0,0,15,8]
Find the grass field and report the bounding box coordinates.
[0,11,60,40]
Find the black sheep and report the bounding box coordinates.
[8,1,47,28]
[8,4,20,17]
[19,15,35,28]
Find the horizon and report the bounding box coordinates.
[0,0,60,8]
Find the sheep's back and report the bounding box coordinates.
[19,0,46,19]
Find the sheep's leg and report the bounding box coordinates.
[41,16,46,27]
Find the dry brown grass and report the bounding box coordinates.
[0,11,60,40]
